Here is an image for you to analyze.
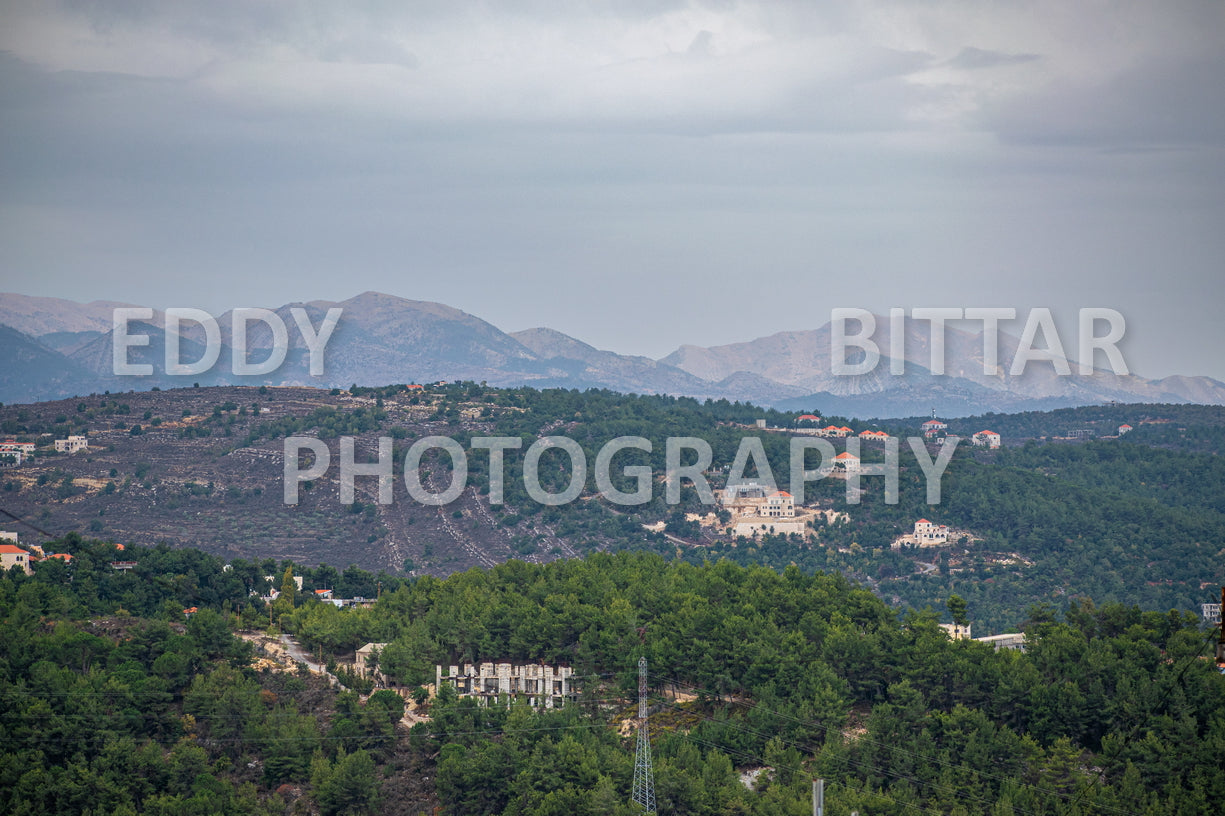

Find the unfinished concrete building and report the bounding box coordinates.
[436,662,574,708]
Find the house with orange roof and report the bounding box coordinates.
[720,484,794,518]
[0,543,32,575]
[0,440,33,466]
[720,484,809,537]
[762,490,795,518]
[833,451,861,472]
[1118,423,1132,436]
[47,552,73,563]
[914,518,949,545]
[971,430,1001,449]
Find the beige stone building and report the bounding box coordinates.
[0,544,32,575]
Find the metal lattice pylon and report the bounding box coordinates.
[631,656,656,813]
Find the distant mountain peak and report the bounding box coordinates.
[2,292,1223,415]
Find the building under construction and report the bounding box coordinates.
[435,662,575,708]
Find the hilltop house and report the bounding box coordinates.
[971,430,1001,448]
[1118,424,1132,435]
[1,440,34,465]
[720,483,809,537]
[54,435,88,453]
[720,484,795,517]
[833,452,861,472]
[914,518,950,545]
[921,419,947,439]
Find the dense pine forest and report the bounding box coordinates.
[1,536,1222,814]
[397,386,1225,632]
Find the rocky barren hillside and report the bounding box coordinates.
[0,385,582,575]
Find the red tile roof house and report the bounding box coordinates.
[971,430,1001,448]
[914,519,950,545]
[0,544,32,575]
[833,452,861,471]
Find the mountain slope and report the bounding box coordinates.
[510,327,715,395]
[0,293,145,336]
[4,293,1224,413]
[0,324,102,404]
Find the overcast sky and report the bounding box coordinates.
[1,1,1223,379]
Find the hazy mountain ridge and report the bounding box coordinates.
[0,293,145,336]
[3,292,1224,415]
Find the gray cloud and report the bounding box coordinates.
[984,54,1225,147]
[946,47,1039,70]
[0,1,1223,381]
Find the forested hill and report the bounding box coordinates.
[891,402,1225,453]
[2,540,1223,814]
[1,385,1222,632]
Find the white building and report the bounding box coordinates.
[940,622,972,640]
[1118,424,1132,436]
[54,435,88,453]
[914,518,949,545]
[971,430,1001,449]
[833,452,861,472]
